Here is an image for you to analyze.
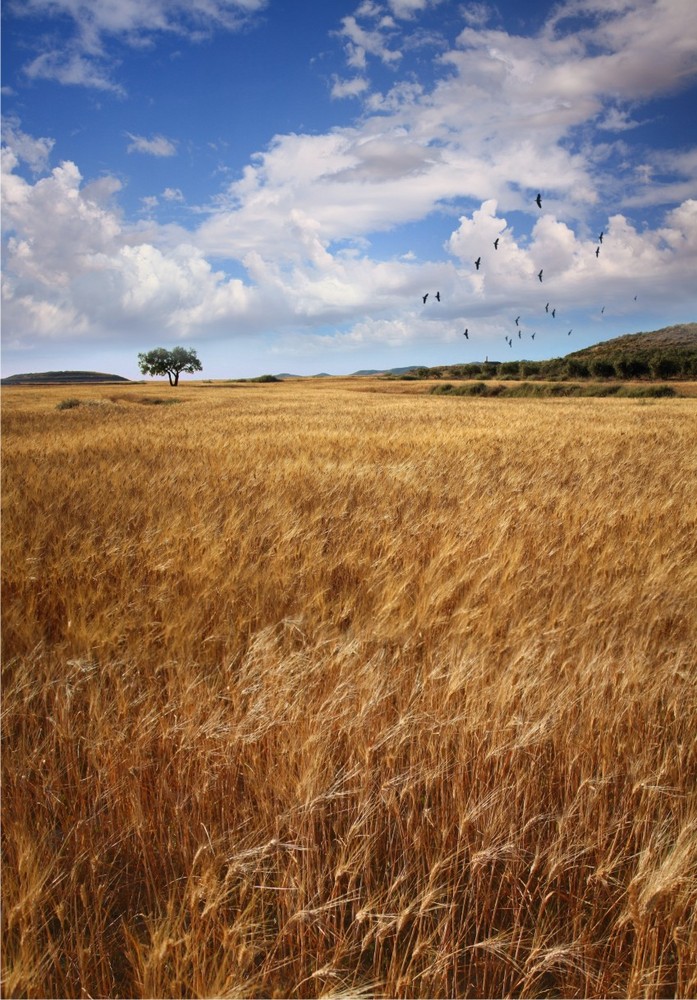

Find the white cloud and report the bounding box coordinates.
[11,0,269,90]
[3,1,697,365]
[337,14,402,66]
[23,50,125,94]
[331,75,370,99]
[1,117,55,174]
[125,132,178,156]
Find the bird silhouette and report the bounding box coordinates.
[568,329,573,336]
[552,308,556,318]
[538,269,543,282]
[599,231,604,243]
[531,332,535,340]
[422,293,428,304]
[601,306,605,314]
[435,291,441,301]
[515,316,520,326]
[494,238,499,249]
[545,302,549,313]
[518,331,522,339]
[463,328,469,339]
[595,246,600,257]
[475,257,481,270]
[535,193,542,208]
[634,295,638,300]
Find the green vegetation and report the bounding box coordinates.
[137,346,202,386]
[387,324,697,383]
[432,382,678,398]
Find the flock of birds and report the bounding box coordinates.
[421,192,638,351]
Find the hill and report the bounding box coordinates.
[381,323,697,381]
[1,370,131,385]
[566,323,697,359]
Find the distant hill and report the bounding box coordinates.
[276,365,420,378]
[350,365,420,376]
[565,323,696,359]
[2,370,131,385]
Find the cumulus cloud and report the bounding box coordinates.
[2,0,697,364]
[1,117,54,174]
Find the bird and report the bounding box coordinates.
[493,238,499,249]
[435,291,441,301]
[518,330,522,339]
[531,332,536,340]
[568,329,573,336]
[595,246,600,258]
[515,316,520,326]
[599,231,604,243]
[463,328,469,339]
[545,302,549,313]
[634,294,638,300]
[538,269,543,282]
[422,293,429,304]
[475,257,481,270]
[535,192,542,208]
[601,306,605,314]
[552,308,556,318]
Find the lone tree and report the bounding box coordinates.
[137,347,202,386]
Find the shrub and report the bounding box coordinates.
[56,398,81,410]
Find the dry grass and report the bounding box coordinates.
[2,379,696,998]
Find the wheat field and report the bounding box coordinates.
[2,379,696,999]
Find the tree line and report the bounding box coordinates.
[398,349,697,382]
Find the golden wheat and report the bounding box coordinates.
[2,379,696,998]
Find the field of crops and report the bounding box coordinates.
[2,378,696,998]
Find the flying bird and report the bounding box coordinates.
[435,291,441,301]
[599,231,604,243]
[475,257,481,270]
[595,246,600,257]
[515,316,520,326]
[601,306,605,314]
[531,332,536,340]
[535,193,542,208]
[552,308,556,318]
[463,329,469,339]
[494,238,500,249]
[634,294,638,300]
[568,329,573,336]
[518,331,522,339]
[422,293,428,304]
[545,302,549,313]
[538,269,544,282]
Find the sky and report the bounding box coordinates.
[2,0,697,379]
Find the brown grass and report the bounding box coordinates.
[2,379,696,998]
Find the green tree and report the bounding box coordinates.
[590,358,615,379]
[650,354,680,379]
[137,347,202,386]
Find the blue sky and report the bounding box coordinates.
[2,0,696,379]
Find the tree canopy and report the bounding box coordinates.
[137,347,202,386]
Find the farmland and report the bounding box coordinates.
[2,378,696,998]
